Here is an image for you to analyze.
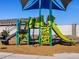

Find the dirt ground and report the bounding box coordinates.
[0,36,79,56]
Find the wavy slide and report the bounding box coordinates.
[52,22,76,43]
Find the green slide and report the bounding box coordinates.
[52,22,76,43]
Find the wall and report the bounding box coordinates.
[0,26,16,35]
[52,25,72,35]
[0,24,79,37]
[76,25,79,37]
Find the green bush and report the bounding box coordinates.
[2,30,9,37]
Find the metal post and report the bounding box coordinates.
[16,19,19,45]
[38,0,41,45]
[49,0,52,47]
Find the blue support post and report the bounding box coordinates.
[49,0,52,47]
[38,0,41,45]
[16,19,19,45]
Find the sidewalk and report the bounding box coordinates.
[0,52,79,59]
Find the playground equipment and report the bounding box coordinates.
[52,22,76,43]
[0,0,77,46]
[16,19,29,45]
[16,16,45,45]
[19,0,76,46]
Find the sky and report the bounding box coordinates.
[0,0,79,24]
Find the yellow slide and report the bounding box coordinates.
[52,22,76,43]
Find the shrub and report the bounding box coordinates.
[2,30,9,38]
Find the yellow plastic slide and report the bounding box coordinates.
[52,22,76,43]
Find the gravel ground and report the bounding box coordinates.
[0,36,79,56]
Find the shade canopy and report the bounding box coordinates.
[61,0,72,10]
[20,0,72,10]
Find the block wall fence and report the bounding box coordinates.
[0,24,79,37]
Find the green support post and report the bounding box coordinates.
[16,19,19,45]
[38,0,41,45]
[49,0,52,47]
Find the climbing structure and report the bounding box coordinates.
[16,19,30,45]
[40,26,50,44]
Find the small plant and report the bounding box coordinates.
[2,30,9,38]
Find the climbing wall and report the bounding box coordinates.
[40,26,50,44]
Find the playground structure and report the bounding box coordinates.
[0,0,77,46]
[16,0,76,46]
[0,16,77,46]
[15,15,76,46]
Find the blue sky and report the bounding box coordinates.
[0,0,79,24]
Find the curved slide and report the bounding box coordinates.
[5,33,16,41]
[0,32,16,45]
[52,22,76,43]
